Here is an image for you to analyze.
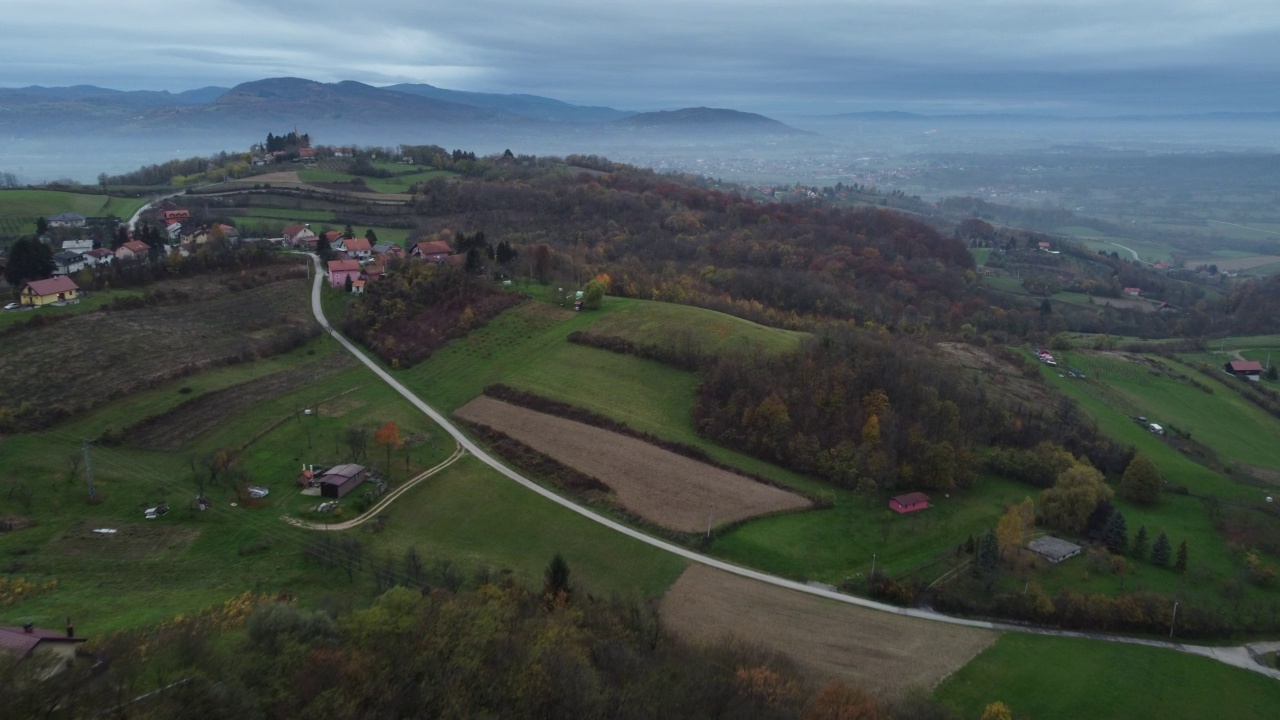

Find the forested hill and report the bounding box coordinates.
[406,157,976,330]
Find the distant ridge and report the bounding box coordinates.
[615,107,804,134]
[385,83,632,123]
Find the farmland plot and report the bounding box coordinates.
[661,565,996,696]
[454,396,811,532]
[0,270,314,428]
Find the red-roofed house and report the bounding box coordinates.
[412,240,452,263]
[21,276,79,307]
[163,209,190,223]
[1123,287,1141,297]
[339,237,372,259]
[1225,360,1265,381]
[351,279,366,294]
[889,492,929,514]
[115,240,151,261]
[283,224,316,247]
[82,247,115,267]
[0,623,86,661]
[328,259,361,287]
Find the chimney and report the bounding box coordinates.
[23,622,33,634]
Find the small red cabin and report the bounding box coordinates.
[889,492,929,514]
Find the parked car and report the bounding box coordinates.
[3,302,20,311]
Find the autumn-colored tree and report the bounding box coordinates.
[1040,462,1113,534]
[860,415,881,446]
[1119,454,1162,505]
[996,497,1035,559]
[862,388,889,420]
[532,243,552,283]
[981,701,1013,720]
[802,681,891,720]
[374,421,401,479]
[736,666,801,712]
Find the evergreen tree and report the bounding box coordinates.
[1132,525,1149,560]
[365,228,378,244]
[544,553,572,600]
[1104,510,1128,554]
[35,216,48,235]
[1152,531,1171,567]
[978,528,1000,574]
[1175,540,1188,574]
[316,234,333,262]
[342,224,355,240]
[4,237,55,286]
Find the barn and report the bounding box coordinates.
[317,464,369,498]
[889,492,929,514]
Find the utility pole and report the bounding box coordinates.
[81,439,96,501]
[1170,600,1179,638]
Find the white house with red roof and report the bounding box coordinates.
[115,240,151,262]
[283,224,317,247]
[412,240,452,263]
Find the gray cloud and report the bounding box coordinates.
[2,0,1278,113]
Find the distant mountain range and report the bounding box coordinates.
[0,78,806,140]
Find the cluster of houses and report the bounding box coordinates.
[278,220,461,293]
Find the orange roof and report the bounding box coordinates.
[414,240,452,256]
[343,237,372,252]
[327,259,360,272]
[119,240,150,253]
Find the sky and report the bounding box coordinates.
[3,0,1280,115]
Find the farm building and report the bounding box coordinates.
[21,276,79,306]
[1225,360,1264,381]
[47,212,86,228]
[327,259,361,287]
[0,623,85,660]
[1027,536,1083,564]
[317,464,369,498]
[889,492,929,514]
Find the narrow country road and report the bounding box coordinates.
[303,253,1280,680]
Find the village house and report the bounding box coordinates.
[338,237,372,260]
[412,240,452,263]
[327,259,362,288]
[372,242,403,258]
[283,224,317,247]
[317,464,369,498]
[1123,287,1141,297]
[889,492,929,514]
[0,623,86,661]
[52,250,85,275]
[115,240,151,262]
[1225,360,1265,381]
[81,247,114,267]
[1027,536,1083,564]
[21,276,79,306]
[163,209,190,224]
[62,238,94,253]
[47,212,86,228]
[351,279,366,294]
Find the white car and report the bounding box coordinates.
[3,302,20,311]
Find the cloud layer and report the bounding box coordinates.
[4,0,1279,114]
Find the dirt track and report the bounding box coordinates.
[454,396,811,532]
[660,565,997,696]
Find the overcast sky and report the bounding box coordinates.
[4,0,1279,115]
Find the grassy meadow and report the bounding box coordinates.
[937,633,1280,720]
[0,189,149,235]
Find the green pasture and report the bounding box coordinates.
[981,274,1029,295]
[713,475,1033,584]
[586,300,806,357]
[970,248,991,266]
[298,167,452,194]
[937,633,1280,720]
[374,456,687,598]
[0,189,149,234]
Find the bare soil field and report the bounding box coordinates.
[937,342,1053,407]
[454,397,811,532]
[53,522,201,560]
[0,267,314,428]
[125,355,356,451]
[660,565,997,696]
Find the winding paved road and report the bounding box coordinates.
[302,253,1280,680]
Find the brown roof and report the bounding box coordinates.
[1229,360,1265,373]
[414,240,452,256]
[343,237,372,252]
[327,259,361,273]
[25,276,79,296]
[119,240,150,254]
[0,625,85,658]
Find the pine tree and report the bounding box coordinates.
[1152,531,1171,567]
[978,528,1000,574]
[1132,525,1149,560]
[544,553,572,600]
[1175,540,1188,574]
[1104,511,1128,554]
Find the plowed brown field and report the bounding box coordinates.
[660,565,997,696]
[454,396,811,532]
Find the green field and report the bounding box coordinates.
[298,167,453,194]
[0,189,149,235]
[587,300,806,357]
[938,634,1280,720]
[971,248,992,265]
[982,274,1029,294]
